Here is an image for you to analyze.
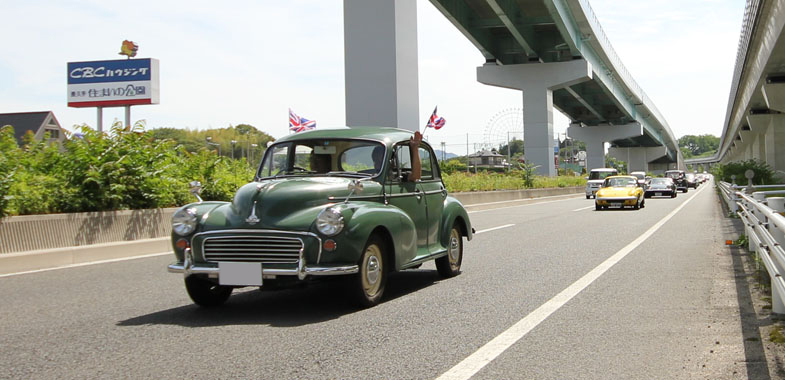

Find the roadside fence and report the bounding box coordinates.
[719,181,785,314]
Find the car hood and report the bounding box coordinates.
[597,187,638,197]
[200,177,380,231]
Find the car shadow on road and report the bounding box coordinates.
[117,269,442,328]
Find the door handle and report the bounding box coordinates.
[414,188,422,200]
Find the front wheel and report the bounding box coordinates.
[351,235,387,307]
[436,225,463,278]
[185,276,232,307]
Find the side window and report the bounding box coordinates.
[419,147,434,180]
[389,144,412,182]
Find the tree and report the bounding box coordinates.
[678,134,719,157]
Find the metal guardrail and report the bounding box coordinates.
[719,181,785,314]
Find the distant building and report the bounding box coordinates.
[0,111,67,146]
[468,148,508,170]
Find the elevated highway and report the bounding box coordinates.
[686,0,785,177]
[343,0,682,175]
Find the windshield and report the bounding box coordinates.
[257,139,385,179]
[648,178,671,185]
[603,177,636,187]
[665,171,683,179]
[589,170,617,180]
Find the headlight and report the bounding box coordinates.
[172,207,198,236]
[316,207,344,236]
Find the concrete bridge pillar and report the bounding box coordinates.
[343,0,419,130]
[567,122,643,172]
[607,146,668,173]
[477,60,592,176]
[749,114,785,174]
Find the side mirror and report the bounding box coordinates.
[189,181,203,203]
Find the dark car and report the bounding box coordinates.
[664,170,688,193]
[167,127,473,308]
[685,173,698,189]
[644,177,677,198]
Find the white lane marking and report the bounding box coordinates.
[0,252,171,278]
[475,224,514,234]
[436,182,709,380]
[468,196,581,214]
[572,205,594,212]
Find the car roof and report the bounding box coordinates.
[590,168,618,172]
[274,127,416,148]
[605,175,636,180]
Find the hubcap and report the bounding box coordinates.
[448,230,461,269]
[362,245,382,296]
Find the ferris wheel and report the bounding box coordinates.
[483,108,524,150]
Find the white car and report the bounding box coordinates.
[585,168,619,199]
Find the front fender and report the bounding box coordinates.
[440,196,473,248]
[327,202,417,270]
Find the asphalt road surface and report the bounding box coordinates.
[0,182,768,379]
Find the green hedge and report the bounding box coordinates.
[0,123,254,217]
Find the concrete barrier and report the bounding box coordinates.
[0,186,582,275]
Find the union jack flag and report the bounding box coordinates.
[289,108,316,133]
[426,106,445,130]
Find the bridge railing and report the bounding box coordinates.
[719,181,785,314]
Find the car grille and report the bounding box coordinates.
[202,235,303,263]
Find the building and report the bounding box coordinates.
[468,148,508,170]
[0,111,67,146]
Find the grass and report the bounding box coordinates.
[770,325,785,344]
[443,171,585,193]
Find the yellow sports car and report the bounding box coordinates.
[595,175,645,210]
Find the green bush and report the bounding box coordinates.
[713,159,775,185]
[0,122,256,216]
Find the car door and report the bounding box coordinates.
[416,144,446,255]
[386,142,429,264]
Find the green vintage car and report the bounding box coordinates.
[168,127,473,307]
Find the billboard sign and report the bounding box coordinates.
[67,58,159,107]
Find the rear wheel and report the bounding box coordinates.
[185,276,232,307]
[352,235,387,307]
[436,225,463,278]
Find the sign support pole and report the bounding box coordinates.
[125,106,131,129]
[97,107,103,133]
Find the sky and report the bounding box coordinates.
[1,1,745,155]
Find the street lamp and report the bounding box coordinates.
[206,136,221,156]
[250,143,258,166]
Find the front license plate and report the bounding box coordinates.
[656,192,662,196]
[219,262,262,286]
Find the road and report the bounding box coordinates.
[0,182,768,379]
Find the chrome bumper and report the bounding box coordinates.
[167,262,358,277]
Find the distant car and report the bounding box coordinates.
[585,168,619,199]
[630,171,647,188]
[167,127,473,308]
[664,170,688,193]
[685,173,698,189]
[644,177,677,198]
[595,175,645,210]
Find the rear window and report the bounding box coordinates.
[589,170,617,180]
